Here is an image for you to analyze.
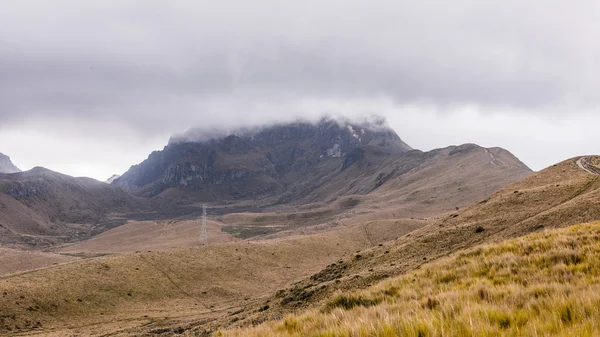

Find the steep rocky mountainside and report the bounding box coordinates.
[0,152,21,174]
[0,168,150,248]
[113,117,412,200]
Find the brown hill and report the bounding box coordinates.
[298,143,531,213]
[0,168,151,248]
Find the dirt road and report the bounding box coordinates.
[576,156,600,175]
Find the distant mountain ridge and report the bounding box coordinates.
[113,117,412,200]
[0,153,21,174]
[0,167,150,248]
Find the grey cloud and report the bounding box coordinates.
[1,0,599,133]
[169,114,393,144]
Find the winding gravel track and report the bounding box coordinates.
[576,156,600,175]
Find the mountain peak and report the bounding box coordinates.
[0,152,21,174]
[114,117,412,198]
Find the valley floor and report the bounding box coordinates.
[0,217,424,336]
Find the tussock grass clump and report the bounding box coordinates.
[219,222,600,336]
[324,294,382,311]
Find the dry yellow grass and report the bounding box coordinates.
[220,222,600,337]
[590,157,600,172]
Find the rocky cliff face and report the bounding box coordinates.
[113,117,412,199]
[0,153,21,174]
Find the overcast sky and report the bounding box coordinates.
[1,1,599,180]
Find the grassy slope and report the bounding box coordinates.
[221,221,600,337]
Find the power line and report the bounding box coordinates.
[200,204,207,246]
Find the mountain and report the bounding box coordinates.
[106,174,121,184]
[113,117,412,200]
[0,117,539,335]
[113,117,528,207]
[0,167,150,248]
[0,118,532,250]
[54,144,531,255]
[0,152,21,174]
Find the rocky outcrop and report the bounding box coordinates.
[106,174,121,184]
[0,153,21,174]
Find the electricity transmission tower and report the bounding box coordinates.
[200,204,207,246]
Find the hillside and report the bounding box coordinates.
[222,221,600,337]
[213,156,600,331]
[0,168,151,248]
[298,143,531,215]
